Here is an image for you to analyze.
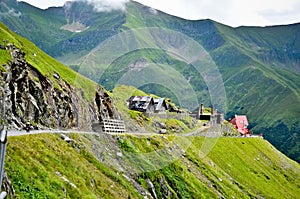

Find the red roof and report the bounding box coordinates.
[229,115,250,135]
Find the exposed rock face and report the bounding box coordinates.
[0,43,120,130]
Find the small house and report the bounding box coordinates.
[127,96,169,114]
[191,104,224,124]
[127,96,155,113]
[153,98,168,113]
[229,115,250,136]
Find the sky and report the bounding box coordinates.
[18,0,300,27]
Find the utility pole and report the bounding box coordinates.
[0,127,7,198]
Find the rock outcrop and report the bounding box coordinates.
[0,43,120,131]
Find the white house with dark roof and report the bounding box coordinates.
[127,96,168,113]
[127,96,155,113]
[153,98,168,113]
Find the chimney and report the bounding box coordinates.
[200,103,204,115]
[211,104,214,115]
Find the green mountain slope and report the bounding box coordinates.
[0,22,299,198]
[6,132,300,198]
[0,20,96,99]
[0,21,122,132]
[1,0,300,163]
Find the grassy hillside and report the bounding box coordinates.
[0,22,97,101]
[0,13,299,198]
[1,0,299,163]
[0,22,122,132]
[96,48,209,106]
[5,133,300,198]
[111,85,199,134]
[213,23,300,161]
[6,134,140,198]
[110,2,300,163]
[0,0,126,58]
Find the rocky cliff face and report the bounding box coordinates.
[0,43,120,131]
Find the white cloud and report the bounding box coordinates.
[18,0,300,27]
[17,0,66,9]
[258,1,300,26]
[134,0,300,27]
[224,0,300,26]
[86,0,129,12]
[17,0,129,12]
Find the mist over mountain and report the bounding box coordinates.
[0,0,299,164]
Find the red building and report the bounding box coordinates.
[229,115,250,136]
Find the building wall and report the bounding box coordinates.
[200,115,211,121]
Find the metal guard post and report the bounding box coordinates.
[0,192,6,199]
[0,127,7,198]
